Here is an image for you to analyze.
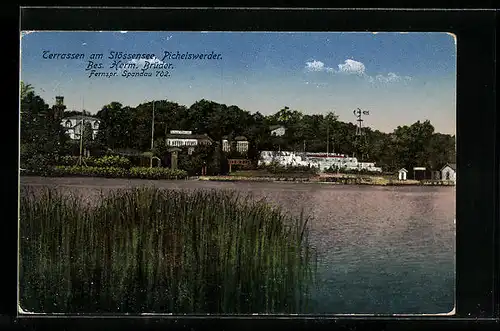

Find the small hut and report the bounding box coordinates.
[398,168,408,181]
[413,167,427,180]
[441,163,456,182]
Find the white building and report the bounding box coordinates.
[61,115,100,140]
[221,136,249,153]
[270,125,286,137]
[398,168,408,181]
[165,130,213,152]
[222,138,231,152]
[441,163,456,182]
[258,150,382,172]
[235,136,249,153]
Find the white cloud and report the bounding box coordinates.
[337,59,366,76]
[305,60,336,73]
[82,42,87,46]
[304,58,411,85]
[305,60,326,72]
[370,72,412,84]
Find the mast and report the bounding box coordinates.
[326,126,329,157]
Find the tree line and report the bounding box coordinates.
[20,82,456,175]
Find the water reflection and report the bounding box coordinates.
[20,177,455,314]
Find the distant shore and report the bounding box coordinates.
[20,172,455,187]
[194,175,455,186]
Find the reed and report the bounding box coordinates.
[19,186,318,314]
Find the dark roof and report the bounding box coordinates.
[234,136,248,141]
[165,133,213,141]
[441,163,456,171]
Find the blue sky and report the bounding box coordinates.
[20,31,456,134]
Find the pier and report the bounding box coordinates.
[420,180,455,186]
[320,176,363,184]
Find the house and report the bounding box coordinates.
[441,163,456,182]
[165,130,213,153]
[61,114,100,140]
[222,135,231,152]
[234,136,249,153]
[398,168,408,181]
[269,125,286,137]
[221,135,249,153]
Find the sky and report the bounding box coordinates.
[20,31,456,134]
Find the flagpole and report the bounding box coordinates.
[150,100,155,168]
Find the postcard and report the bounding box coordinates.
[19,31,456,315]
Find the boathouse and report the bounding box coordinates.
[398,168,408,181]
[413,167,427,180]
[441,163,456,182]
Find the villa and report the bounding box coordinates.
[61,115,101,140]
[258,150,382,172]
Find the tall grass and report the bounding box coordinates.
[19,186,318,314]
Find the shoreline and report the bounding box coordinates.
[20,175,454,187]
[195,176,455,186]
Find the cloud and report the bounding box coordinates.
[119,31,128,34]
[337,59,366,76]
[305,60,326,72]
[304,58,411,84]
[305,58,367,76]
[369,72,412,84]
[305,60,336,73]
[82,42,87,46]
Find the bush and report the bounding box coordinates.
[52,166,188,180]
[56,155,131,168]
[258,162,318,175]
[57,155,97,166]
[53,166,128,178]
[94,155,131,169]
[325,166,380,175]
[21,153,56,176]
[129,167,187,179]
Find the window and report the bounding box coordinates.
[65,120,72,127]
[446,171,450,180]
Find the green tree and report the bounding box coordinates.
[391,120,435,175]
[95,102,134,150]
[20,81,34,100]
[20,82,67,170]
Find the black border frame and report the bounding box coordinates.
[7,7,498,331]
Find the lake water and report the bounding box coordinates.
[20,177,456,315]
